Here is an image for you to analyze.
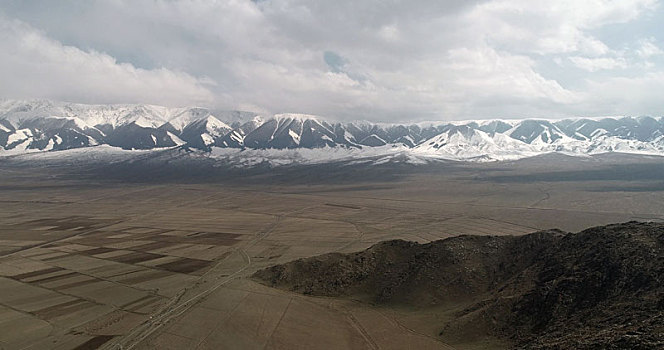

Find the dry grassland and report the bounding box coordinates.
[0,156,662,349]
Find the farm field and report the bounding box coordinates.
[0,154,663,349]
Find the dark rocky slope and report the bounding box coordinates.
[253,222,664,349]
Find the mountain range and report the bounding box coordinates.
[1,99,663,162]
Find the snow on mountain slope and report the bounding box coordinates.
[243,114,337,149]
[413,125,536,160]
[179,115,232,150]
[1,100,664,163]
[167,108,217,131]
[507,119,574,145]
[0,100,171,128]
[359,134,387,147]
[208,144,416,167]
[217,116,263,148]
[474,120,514,135]
[585,135,664,155]
[0,115,103,152]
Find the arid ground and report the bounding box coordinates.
[0,153,663,349]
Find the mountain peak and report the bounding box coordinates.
[1,100,664,162]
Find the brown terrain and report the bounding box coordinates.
[0,152,662,349]
[255,222,664,349]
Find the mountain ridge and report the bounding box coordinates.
[253,221,664,350]
[1,100,663,162]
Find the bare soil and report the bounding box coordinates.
[254,222,664,349]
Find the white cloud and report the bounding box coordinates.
[0,17,214,107]
[468,0,656,55]
[0,0,662,120]
[582,72,664,116]
[569,56,628,72]
[636,37,664,58]
[378,25,401,42]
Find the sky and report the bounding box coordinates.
[0,0,663,122]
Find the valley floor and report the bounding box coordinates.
[0,154,662,349]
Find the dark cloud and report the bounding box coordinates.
[0,0,662,121]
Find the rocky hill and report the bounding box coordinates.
[253,222,664,349]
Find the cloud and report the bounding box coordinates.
[0,16,214,107]
[582,72,664,116]
[569,57,628,72]
[0,0,663,121]
[636,37,664,58]
[468,0,656,55]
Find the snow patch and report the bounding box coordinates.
[200,133,215,146]
[288,128,301,145]
[7,129,33,145]
[167,132,185,146]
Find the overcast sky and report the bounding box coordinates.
[1,0,663,121]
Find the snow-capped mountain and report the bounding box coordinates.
[217,116,263,148]
[243,114,337,149]
[413,125,537,160]
[178,115,232,150]
[1,100,663,163]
